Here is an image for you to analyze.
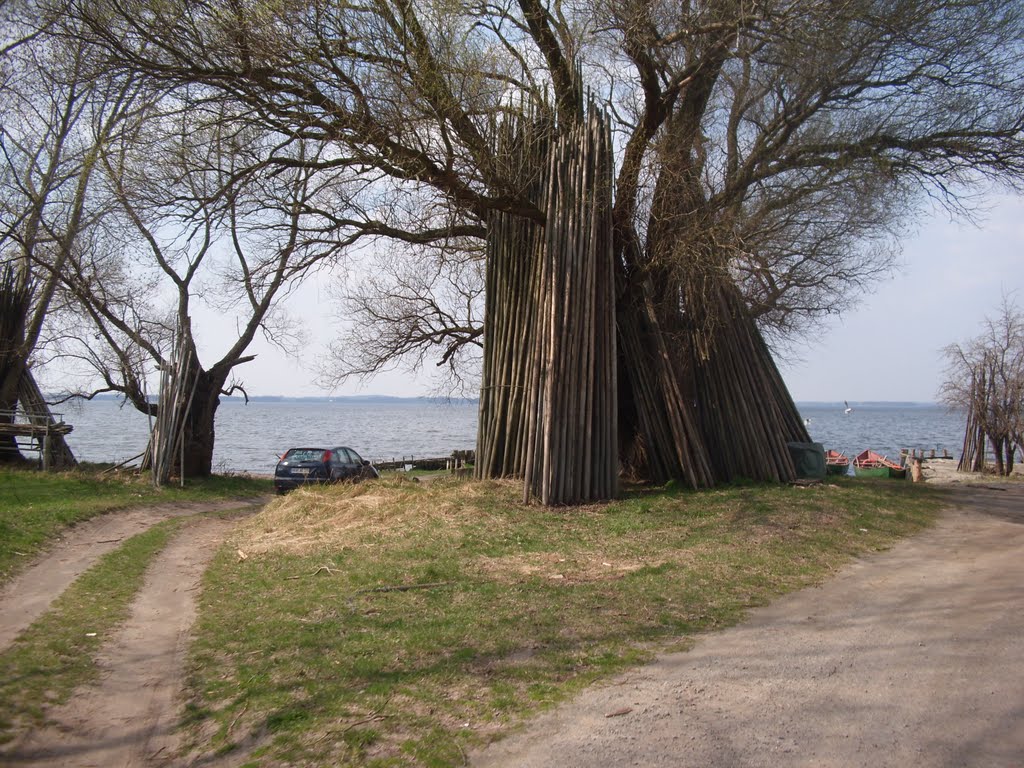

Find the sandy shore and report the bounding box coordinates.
[916,456,1024,484]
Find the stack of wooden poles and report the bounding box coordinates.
[477,106,618,505]
[18,370,76,467]
[475,115,550,481]
[683,281,809,483]
[146,334,198,486]
[616,276,715,487]
[957,369,989,472]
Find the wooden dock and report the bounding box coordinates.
[374,450,474,472]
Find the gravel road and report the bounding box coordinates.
[472,484,1024,768]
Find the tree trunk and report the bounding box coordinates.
[616,95,807,486]
[0,365,24,463]
[991,435,1006,476]
[180,371,224,478]
[0,263,30,463]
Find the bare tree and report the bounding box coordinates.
[54,105,352,476]
[328,240,485,397]
[0,20,142,461]
[940,298,1024,476]
[0,1,58,61]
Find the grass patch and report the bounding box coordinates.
[0,466,269,584]
[0,518,184,743]
[184,476,945,766]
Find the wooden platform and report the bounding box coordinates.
[2,371,78,469]
[0,422,73,438]
[0,412,75,470]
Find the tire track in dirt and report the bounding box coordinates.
[0,498,264,653]
[2,514,245,767]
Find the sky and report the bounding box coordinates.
[777,191,1024,403]
[226,190,1022,403]
[65,190,1021,404]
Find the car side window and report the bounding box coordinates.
[348,449,363,465]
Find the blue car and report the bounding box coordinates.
[273,446,379,494]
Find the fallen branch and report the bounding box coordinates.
[285,565,342,580]
[228,703,248,735]
[353,581,454,595]
[343,696,394,732]
[313,697,394,745]
[102,451,146,474]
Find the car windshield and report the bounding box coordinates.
[283,448,327,462]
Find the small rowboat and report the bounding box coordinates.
[825,450,850,476]
[853,449,906,479]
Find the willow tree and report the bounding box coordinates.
[65,0,1024,490]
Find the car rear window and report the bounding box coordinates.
[283,448,327,462]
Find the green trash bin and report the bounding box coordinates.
[786,442,826,480]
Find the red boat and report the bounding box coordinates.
[825,450,850,476]
[853,449,906,479]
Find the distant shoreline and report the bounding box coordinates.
[64,393,480,405]
[72,393,946,408]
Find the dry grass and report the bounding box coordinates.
[231,477,519,557]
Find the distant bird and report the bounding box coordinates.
[803,417,812,426]
[844,400,853,415]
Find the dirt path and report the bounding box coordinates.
[0,499,263,653]
[2,515,244,767]
[472,485,1024,768]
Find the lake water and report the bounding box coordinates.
[56,398,480,474]
[797,402,963,464]
[52,398,963,475]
